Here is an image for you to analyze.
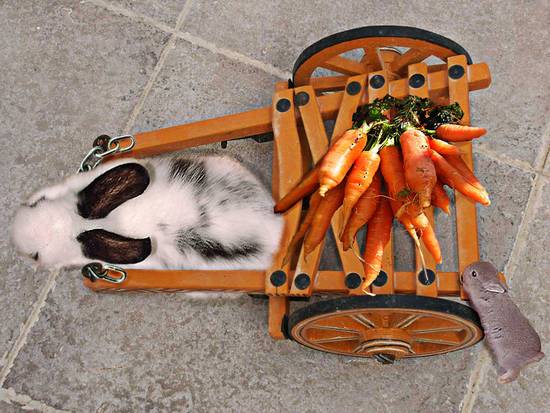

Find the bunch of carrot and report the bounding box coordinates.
[275,95,490,289]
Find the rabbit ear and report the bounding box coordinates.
[77,229,151,264]
[77,163,150,219]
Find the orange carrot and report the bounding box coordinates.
[380,145,423,219]
[318,127,367,196]
[400,129,436,208]
[444,155,488,195]
[303,184,344,254]
[410,212,430,231]
[436,124,486,141]
[283,192,322,264]
[363,197,393,287]
[274,166,319,213]
[380,146,408,201]
[389,199,417,240]
[341,149,380,226]
[429,138,461,156]
[431,181,451,214]
[431,150,490,205]
[341,172,381,250]
[420,221,442,263]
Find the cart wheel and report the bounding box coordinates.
[293,25,472,87]
[288,295,482,361]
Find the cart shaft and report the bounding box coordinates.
[125,63,490,158]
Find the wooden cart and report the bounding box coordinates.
[81,26,496,363]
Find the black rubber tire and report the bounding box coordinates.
[292,25,472,84]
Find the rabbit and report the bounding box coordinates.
[11,155,284,271]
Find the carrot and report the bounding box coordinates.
[429,138,461,156]
[379,145,423,219]
[444,154,488,195]
[409,212,430,231]
[274,166,319,213]
[436,124,486,141]
[283,192,322,264]
[318,127,367,196]
[390,199,427,274]
[400,129,436,208]
[341,149,380,226]
[430,150,490,205]
[303,184,344,254]
[431,181,451,214]
[419,221,442,264]
[379,146,407,201]
[363,197,393,287]
[389,199,417,240]
[341,172,381,250]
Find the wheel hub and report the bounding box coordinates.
[354,328,414,359]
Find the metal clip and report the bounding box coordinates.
[78,134,136,173]
[81,262,127,284]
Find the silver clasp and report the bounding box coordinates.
[78,134,135,173]
[81,262,127,284]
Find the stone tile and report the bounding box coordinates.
[6,274,481,412]
[472,177,550,412]
[106,0,188,26]
[185,0,549,166]
[0,401,23,413]
[0,0,167,360]
[131,38,279,189]
[475,153,535,270]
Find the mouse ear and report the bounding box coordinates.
[485,279,507,294]
[77,229,151,264]
[77,163,150,219]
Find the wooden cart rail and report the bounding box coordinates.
[126,63,490,157]
[84,269,464,296]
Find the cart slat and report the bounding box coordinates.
[367,69,395,295]
[407,62,438,297]
[447,55,478,300]
[327,75,368,294]
[265,89,303,299]
[291,85,329,296]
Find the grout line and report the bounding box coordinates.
[534,121,550,171]
[460,173,545,412]
[122,0,195,133]
[0,269,60,387]
[0,387,71,413]
[501,174,546,285]
[88,0,291,83]
[175,31,292,80]
[86,0,175,33]
[460,349,491,413]
[475,144,538,175]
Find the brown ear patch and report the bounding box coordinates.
[77,229,151,264]
[78,163,150,219]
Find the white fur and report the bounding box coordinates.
[11,156,283,271]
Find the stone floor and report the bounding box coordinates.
[1,1,549,412]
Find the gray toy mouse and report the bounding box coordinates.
[461,261,544,384]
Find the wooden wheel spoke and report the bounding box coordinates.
[361,47,382,71]
[320,55,367,76]
[393,314,421,329]
[309,324,361,335]
[312,336,359,345]
[409,326,464,334]
[348,313,376,329]
[413,337,461,346]
[389,48,431,74]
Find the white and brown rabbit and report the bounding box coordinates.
[11,156,283,271]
